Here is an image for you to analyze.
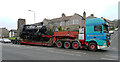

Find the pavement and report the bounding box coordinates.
[0,30,119,61]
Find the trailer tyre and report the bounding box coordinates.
[12,40,15,44]
[88,42,97,51]
[64,42,71,49]
[11,40,14,44]
[18,40,21,45]
[56,41,63,48]
[72,42,80,50]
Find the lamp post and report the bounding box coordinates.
[28,10,35,23]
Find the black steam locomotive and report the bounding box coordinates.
[19,22,51,41]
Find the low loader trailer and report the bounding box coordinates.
[11,18,110,51]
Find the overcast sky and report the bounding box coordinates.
[0,0,119,30]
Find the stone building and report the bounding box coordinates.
[43,12,86,31]
[0,28,9,38]
[17,18,26,36]
[109,20,118,28]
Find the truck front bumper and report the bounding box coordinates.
[97,46,109,49]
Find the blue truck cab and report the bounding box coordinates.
[85,18,110,51]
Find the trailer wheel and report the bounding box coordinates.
[72,42,80,49]
[88,42,97,51]
[56,41,63,48]
[11,40,14,44]
[12,40,15,44]
[64,42,71,49]
[18,40,21,45]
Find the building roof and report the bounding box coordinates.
[45,13,84,22]
[51,16,72,22]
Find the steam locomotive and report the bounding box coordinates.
[19,22,51,41]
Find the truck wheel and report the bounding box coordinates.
[56,41,63,48]
[64,42,71,49]
[72,42,80,49]
[88,42,97,51]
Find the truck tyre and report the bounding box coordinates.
[72,42,80,49]
[88,42,97,51]
[56,41,63,48]
[64,42,71,49]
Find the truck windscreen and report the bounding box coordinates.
[103,24,108,33]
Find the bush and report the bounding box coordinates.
[58,26,62,31]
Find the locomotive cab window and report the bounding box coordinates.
[94,25,102,31]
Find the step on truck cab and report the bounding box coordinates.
[84,18,110,51]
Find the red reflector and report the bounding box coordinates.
[85,42,87,45]
[107,42,110,46]
[42,35,44,37]
[46,35,52,37]
[80,46,83,48]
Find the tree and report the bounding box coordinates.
[58,26,62,31]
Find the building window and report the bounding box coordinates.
[68,20,70,25]
[53,22,57,26]
[73,19,79,24]
[60,21,65,26]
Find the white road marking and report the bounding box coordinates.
[83,53,86,54]
[105,55,118,59]
[111,48,118,50]
[112,34,118,39]
[73,52,82,54]
[41,48,51,49]
[101,58,117,60]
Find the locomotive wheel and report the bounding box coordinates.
[72,42,80,50]
[56,41,63,48]
[64,42,71,49]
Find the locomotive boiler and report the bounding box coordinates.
[19,22,51,41]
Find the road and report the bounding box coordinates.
[1,30,119,61]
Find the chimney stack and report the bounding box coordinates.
[90,14,94,16]
[83,11,86,19]
[62,13,66,17]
